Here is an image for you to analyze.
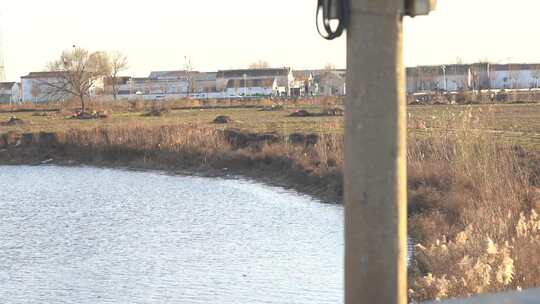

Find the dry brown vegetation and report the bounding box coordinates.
[0,124,344,202]
[1,98,539,301]
[407,110,540,302]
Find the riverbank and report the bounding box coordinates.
[1,124,540,302]
[0,127,343,203]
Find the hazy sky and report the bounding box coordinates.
[2,0,539,81]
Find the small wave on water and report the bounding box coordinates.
[0,165,344,304]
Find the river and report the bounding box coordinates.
[0,165,343,304]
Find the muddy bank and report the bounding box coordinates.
[0,129,343,203]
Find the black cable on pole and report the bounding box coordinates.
[316,0,348,40]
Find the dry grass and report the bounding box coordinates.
[407,107,539,302]
[0,123,344,202]
[1,99,538,148]
[60,123,344,179]
[1,98,539,301]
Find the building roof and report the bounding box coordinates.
[0,82,16,90]
[226,79,275,89]
[314,70,346,82]
[21,71,67,79]
[136,77,190,83]
[490,63,540,71]
[218,68,290,79]
[407,64,474,77]
[149,70,198,79]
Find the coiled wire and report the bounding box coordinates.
[316,0,348,40]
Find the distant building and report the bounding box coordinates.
[103,76,132,97]
[149,70,194,80]
[406,64,485,93]
[225,78,276,97]
[192,72,218,94]
[121,70,193,100]
[292,70,315,97]
[314,70,346,96]
[0,82,20,104]
[217,68,294,96]
[406,63,540,93]
[489,63,540,90]
[21,72,69,102]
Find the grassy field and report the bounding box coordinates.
[1,100,540,149]
[1,99,540,301]
[410,103,540,149]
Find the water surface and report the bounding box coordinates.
[0,166,343,304]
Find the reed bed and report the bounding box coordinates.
[407,108,539,302]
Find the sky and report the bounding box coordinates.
[1,0,540,81]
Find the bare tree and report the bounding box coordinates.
[47,47,111,113]
[249,60,270,69]
[109,51,129,101]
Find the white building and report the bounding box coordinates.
[102,71,219,100]
[217,68,294,96]
[314,70,347,96]
[125,70,191,100]
[489,64,540,89]
[0,82,20,104]
[225,79,275,97]
[406,65,470,93]
[292,71,315,97]
[21,72,69,103]
[406,63,540,93]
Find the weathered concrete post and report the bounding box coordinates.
[344,0,407,303]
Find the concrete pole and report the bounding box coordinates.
[345,1,407,304]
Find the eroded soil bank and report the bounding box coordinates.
[0,129,343,204]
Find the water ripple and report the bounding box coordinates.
[0,165,344,304]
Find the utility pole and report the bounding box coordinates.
[345,1,407,303]
[344,1,435,304]
[184,56,192,97]
[441,64,447,91]
[315,1,435,303]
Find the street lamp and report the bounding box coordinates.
[243,73,247,97]
[184,56,192,97]
[441,65,447,92]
